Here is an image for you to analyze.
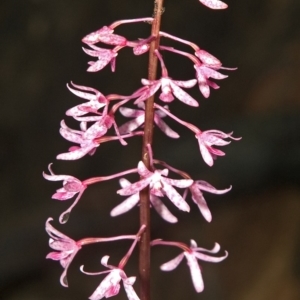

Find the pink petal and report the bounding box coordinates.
[190,185,212,222]
[162,178,193,188]
[110,194,140,216]
[137,161,153,178]
[199,0,228,10]
[172,79,197,88]
[52,191,76,201]
[169,81,199,107]
[59,128,83,144]
[57,144,98,160]
[135,80,161,103]
[196,180,232,194]
[162,183,190,212]
[197,139,214,166]
[160,253,184,271]
[123,279,140,300]
[119,107,142,118]
[154,115,180,138]
[195,50,221,67]
[150,195,178,223]
[119,115,145,134]
[117,177,152,196]
[82,26,126,45]
[191,242,221,254]
[184,253,204,293]
[193,250,228,263]
[89,270,122,300]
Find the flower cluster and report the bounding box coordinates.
[44,1,239,299]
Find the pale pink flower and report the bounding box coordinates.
[135,77,198,107]
[196,130,240,166]
[45,218,81,287]
[82,26,127,46]
[194,49,236,98]
[81,256,139,300]
[57,120,100,160]
[66,82,107,117]
[83,44,118,72]
[119,103,179,138]
[199,0,228,10]
[185,181,231,222]
[117,161,193,212]
[43,164,87,223]
[111,178,178,223]
[160,240,228,293]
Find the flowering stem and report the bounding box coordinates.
[139,1,164,299]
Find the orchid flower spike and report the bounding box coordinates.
[159,240,228,293]
[45,218,81,287]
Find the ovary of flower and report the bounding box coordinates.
[135,77,198,107]
[66,82,107,117]
[81,256,140,300]
[160,240,228,293]
[186,181,231,222]
[82,25,127,46]
[43,164,87,223]
[111,178,178,223]
[196,130,240,166]
[119,103,179,139]
[199,0,228,10]
[117,161,193,212]
[83,44,118,72]
[45,218,81,287]
[57,120,100,160]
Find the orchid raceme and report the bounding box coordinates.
[45,2,239,299]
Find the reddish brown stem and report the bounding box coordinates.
[139,1,164,300]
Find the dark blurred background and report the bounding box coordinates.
[1,0,300,299]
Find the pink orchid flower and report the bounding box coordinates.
[185,180,231,222]
[66,82,107,117]
[196,130,241,166]
[199,0,228,10]
[194,49,236,98]
[135,50,198,107]
[45,218,81,287]
[160,240,228,293]
[57,120,100,160]
[117,161,193,212]
[135,76,198,107]
[81,256,140,300]
[43,164,87,223]
[111,178,178,223]
[119,103,179,138]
